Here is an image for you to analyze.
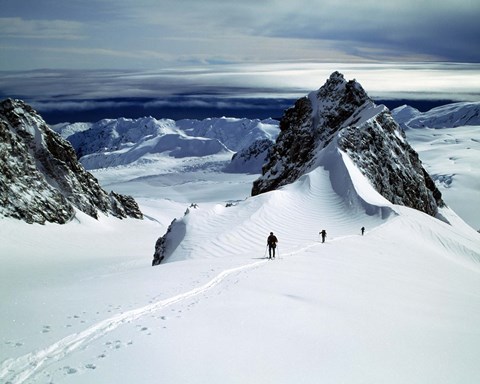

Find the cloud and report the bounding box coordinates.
[2,62,479,104]
[255,1,480,62]
[2,62,478,123]
[0,17,85,40]
[2,0,478,70]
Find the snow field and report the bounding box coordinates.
[1,127,480,383]
[405,125,480,230]
[0,259,267,384]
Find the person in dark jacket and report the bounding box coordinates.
[319,229,327,243]
[267,232,278,259]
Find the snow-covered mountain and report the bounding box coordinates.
[152,72,472,265]
[224,138,274,174]
[392,101,480,129]
[2,75,480,384]
[252,71,443,217]
[391,101,480,230]
[176,117,279,152]
[55,116,278,170]
[0,99,143,224]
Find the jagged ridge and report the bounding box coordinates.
[0,99,143,224]
[252,72,444,217]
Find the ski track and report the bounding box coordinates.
[1,160,392,383]
[0,260,267,384]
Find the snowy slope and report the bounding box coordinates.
[392,101,480,129]
[2,97,480,383]
[57,116,278,170]
[405,125,480,229]
[51,122,91,139]
[176,117,279,151]
[390,102,480,229]
[2,119,480,384]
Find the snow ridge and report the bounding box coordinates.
[152,135,394,265]
[392,101,480,129]
[224,138,274,174]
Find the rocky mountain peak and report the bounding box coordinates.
[252,73,444,217]
[251,72,372,196]
[0,98,143,224]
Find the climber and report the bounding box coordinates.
[267,232,278,259]
[319,229,327,243]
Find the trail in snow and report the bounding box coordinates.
[0,260,267,384]
[166,165,390,263]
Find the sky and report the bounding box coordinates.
[1,0,479,122]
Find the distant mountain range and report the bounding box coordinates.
[392,101,480,129]
[1,86,479,225]
[53,117,279,171]
[53,100,480,175]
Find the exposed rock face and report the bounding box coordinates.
[252,71,370,195]
[252,72,444,217]
[338,110,443,216]
[152,216,186,266]
[0,98,143,224]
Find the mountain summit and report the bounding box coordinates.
[252,72,444,217]
[0,99,143,224]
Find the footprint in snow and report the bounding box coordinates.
[4,340,24,347]
[63,366,77,375]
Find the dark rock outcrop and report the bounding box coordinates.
[152,217,186,266]
[0,98,143,224]
[252,72,444,217]
[338,110,443,216]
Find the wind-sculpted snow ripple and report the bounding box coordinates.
[161,163,391,263]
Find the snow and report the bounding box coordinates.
[58,116,278,170]
[2,114,480,383]
[394,102,480,129]
[51,122,92,139]
[395,101,480,229]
